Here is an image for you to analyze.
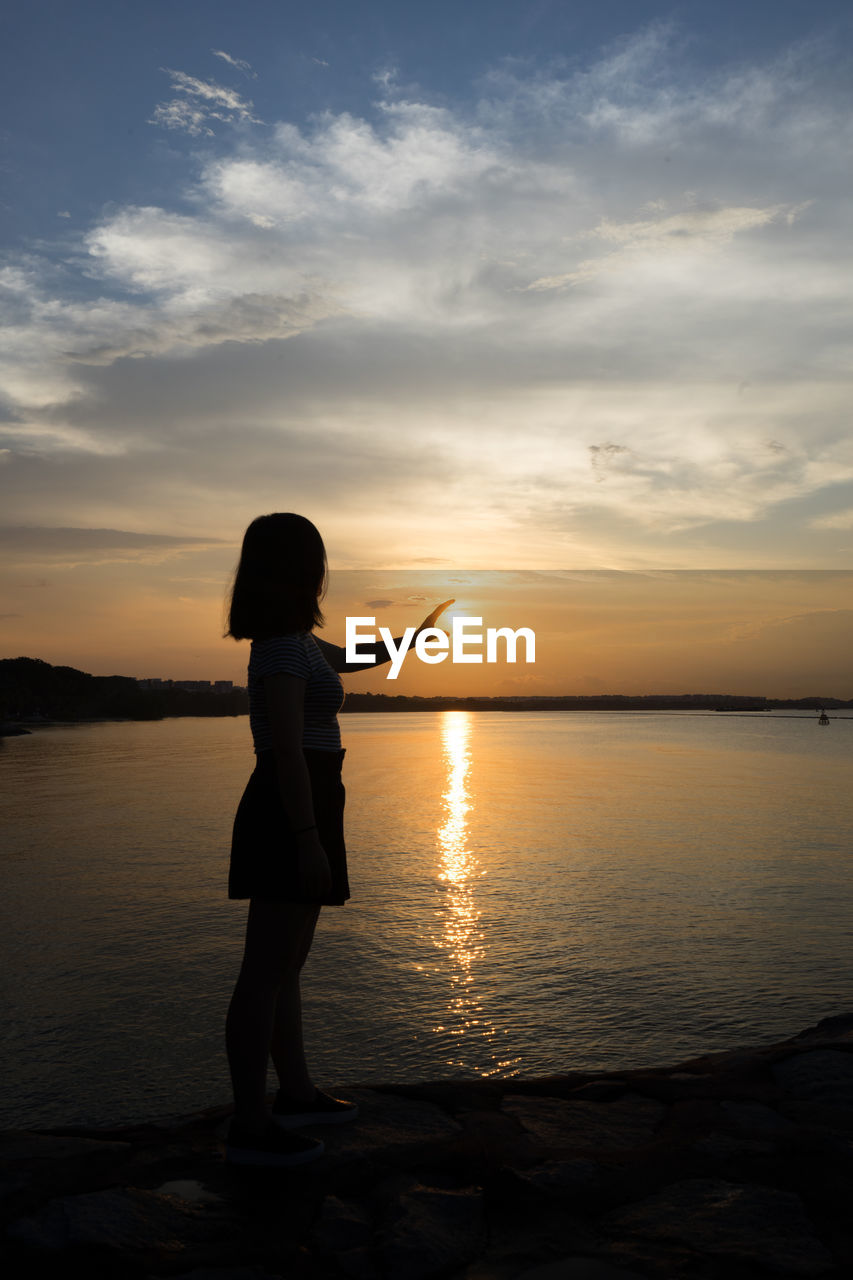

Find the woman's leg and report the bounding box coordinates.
[270,905,321,1100]
[225,899,319,1133]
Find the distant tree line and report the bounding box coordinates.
[340,692,853,712]
[0,657,247,724]
[1,658,849,729]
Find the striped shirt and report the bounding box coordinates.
[248,632,344,753]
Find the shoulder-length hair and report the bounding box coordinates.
[227,513,327,640]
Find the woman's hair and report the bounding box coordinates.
[227,513,327,640]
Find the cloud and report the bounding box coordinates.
[0,526,222,548]
[589,443,632,482]
[149,68,259,136]
[372,67,398,90]
[211,49,256,77]
[0,527,226,564]
[358,596,440,610]
[3,29,853,567]
[148,98,215,137]
[522,203,804,291]
[810,508,853,530]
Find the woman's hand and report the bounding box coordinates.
[416,599,455,634]
[296,830,332,899]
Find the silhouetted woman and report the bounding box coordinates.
[224,513,450,1166]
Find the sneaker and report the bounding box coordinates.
[272,1087,359,1129]
[226,1119,325,1167]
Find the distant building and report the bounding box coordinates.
[136,677,239,694]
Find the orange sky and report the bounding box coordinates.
[3,559,849,699]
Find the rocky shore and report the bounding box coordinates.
[3,1014,853,1279]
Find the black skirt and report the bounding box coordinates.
[228,748,350,905]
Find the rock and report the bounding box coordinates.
[515,1259,648,1280]
[567,1081,630,1102]
[0,1132,130,1163]
[4,1018,853,1280]
[331,1249,379,1280]
[719,1100,794,1135]
[8,1186,207,1256]
[158,1271,282,1279]
[154,1180,222,1204]
[0,1131,130,1197]
[310,1088,460,1165]
[502,1093,664,1152]
[457,1108,541,1167]
[794,1013,853,1044]
[310,1181,486,1280]
[312,1195,378,1279]
[604,1177,834,1275]
[773,1050,853,1110]
[514,1158,606,1194]
[312,1194,373,1253]
[377,1182,485,1280]
[692,1133,775,1159]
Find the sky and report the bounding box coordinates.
[1,1,852,690]
[326,570,853,699]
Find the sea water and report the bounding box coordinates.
[1,710,851,1127]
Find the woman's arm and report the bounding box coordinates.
[315,599,455,673]
[264,672,331,898]
[313,634,395,673]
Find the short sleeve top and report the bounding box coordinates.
[248,632,344,753]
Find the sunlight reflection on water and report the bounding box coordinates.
[426,712,520,1076]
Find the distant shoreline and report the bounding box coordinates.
[3,657,851,732]
[4,704,852,738]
